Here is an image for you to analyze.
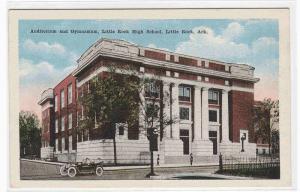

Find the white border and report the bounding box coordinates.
[3,1,299,192]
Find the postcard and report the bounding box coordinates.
[8,8,291,188]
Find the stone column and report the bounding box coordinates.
[221,90,230,142]
[201,87,209,140]
[171,82,180,139]
[163,82,171,138]
[139,85,147,139]
[193,85,202,140]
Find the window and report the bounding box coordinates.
[179,85,191,102]
[60,90,65,108]
[119,126,124,135]
[208,90,219,104]
[145,82,160,98]
[180,107,190,120]
[67,84,72,104]
[68,113,72,129]
[61,117,65,131]
[209,110,218,122]
[54,95,58,111]
[55,119,58,133]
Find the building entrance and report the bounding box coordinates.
[209,131,218,155]
[180,129,189,155]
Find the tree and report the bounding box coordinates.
[138,75,176,177]
[253,99,279,155]
[79,65,176,172]
[19,111,41,158]
[79,64,140,165]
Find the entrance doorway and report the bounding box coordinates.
[180,129,189,155]
[209,131,218,155]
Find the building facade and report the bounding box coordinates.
[39,38,259,164]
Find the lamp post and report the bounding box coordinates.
[146,128,158,177]
[241,133,246,152]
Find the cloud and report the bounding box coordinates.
[23,39,66,56]
[19,58,77,120]
[222,22,245,40]
[175,25,251,62]
[175,22,279,100]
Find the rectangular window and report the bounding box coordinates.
[119,125,124,135]
[68,84,72,104]
[208,90,219,104]
[54,95,58,111]
[179,85,191,102]
[55,119,58,133]
[68,113,72,129]
[180,107,190,120]
[61,117,65,131]
[145,82,160,98]
[60,89,65,108]
[209,110,218,122]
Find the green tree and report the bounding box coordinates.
[253,99,279,155]
[79,65,142,165]
[19,111,41,158]
[79,65,175,169]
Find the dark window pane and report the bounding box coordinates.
[180,129,189,136]
[119,126,124,135]
[180,108,189,120]
[209,110,217,122]
[209,131,217,137]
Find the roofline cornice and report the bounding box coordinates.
[73,50,260,83]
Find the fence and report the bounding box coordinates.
[218,155,280,179]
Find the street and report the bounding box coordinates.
[20,160,221,180]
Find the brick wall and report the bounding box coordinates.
[53,74,77,151]
[229,90,255,143]
[144,50,166,61]
[232,80,254,88]
[209,62,225,72]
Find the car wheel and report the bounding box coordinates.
[59,165,68,176]
[95,166,104,176]
[68,167,77,177]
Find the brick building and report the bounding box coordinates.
[39,38,259,164]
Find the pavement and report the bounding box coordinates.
[20,159,253,180]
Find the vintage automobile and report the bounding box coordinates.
[60,157,104,177]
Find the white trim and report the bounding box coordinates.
[174,72,179,78]
[76,66,254,93]
[139,66,145,73]
[165,54,170,61]
[73,50,259,83]
[41,102,53,111]
[166,70,171,77]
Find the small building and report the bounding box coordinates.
[39,38,259,164]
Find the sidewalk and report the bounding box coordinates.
[150,172,255,180]
[21,158,218,171]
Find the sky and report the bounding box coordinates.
[19,19,279,120]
